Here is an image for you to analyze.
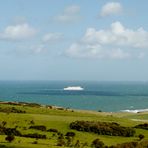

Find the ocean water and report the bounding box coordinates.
[0,81,147,112]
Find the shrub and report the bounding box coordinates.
[57,139,66,146]
[91,139,104,148]
[70,121,135,137]
[47,128,58,133]
[0,107,26,113]
[0,126,21,136]
[23,133,46,139]
[114,141,138,148]
[29,125,46,131]
[65,132,76,137]
[135,123,148,130]
[5,128,21,136]
[5,135,15,143]
[138,134,145,141]
[32,141,38,144]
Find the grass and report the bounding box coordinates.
[0,103,147,147]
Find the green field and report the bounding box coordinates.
[0,103,147,148]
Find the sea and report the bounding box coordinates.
[0,81,147,112]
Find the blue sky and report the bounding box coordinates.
[0,0,148,81]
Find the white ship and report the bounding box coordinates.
[63,86,84,91]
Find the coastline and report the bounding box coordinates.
[0,101,148,115]
[0,100,148,148]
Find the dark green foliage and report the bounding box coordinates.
[5,135,15,143]
[138,134,145,140]
[32,141,38,144]
[70,121,135,137]
[58,133,64,140]
[29,125,46,131]
[47,128,58,133]
[114,142,138,148]
[65,132,76,137]
[57,134,66,146]
[4,128,21,136]
[135,123,148,130]
[0,126,21,136]
[57,139,66,146]
[24,103,41,107]
[91,139,104,148]
[107,140,148,148]
[0,107,26,113]
[57,132,63,137]
[23,133,46,139]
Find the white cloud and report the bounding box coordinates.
[54,5,81,23]
[42,33,63,43]
[100,2,122,17]
[66,21,148,59]
[83,21,148,48]
[0,23,36,40]
[66,42,130,59]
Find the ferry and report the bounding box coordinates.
[63,86,84,91]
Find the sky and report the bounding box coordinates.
[0,0,148,81]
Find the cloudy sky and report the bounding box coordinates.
[0,0,148,81]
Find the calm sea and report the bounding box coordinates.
[0,81,147,112]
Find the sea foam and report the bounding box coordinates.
[121,108,148,113]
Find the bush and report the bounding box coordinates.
[70,121,135,137]
[4,128,21,136]
[113,141,138,148]
[29,125,46,131]
[135,123,148,130]
[32,141,38,144]
[0,126,21,136]
[91,139,104,148]
[65,132,76,137]
[0,107,26,113]
[138,134,145,141]
[47,128,58,133]
[5,135,15,143]
[23,133,46,139]
[57,139,66,146]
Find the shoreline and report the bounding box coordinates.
[0,101,148,115]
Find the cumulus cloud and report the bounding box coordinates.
[54,5,81,23]
[65,21,148,59]
[42,33,63,43]
[0,23,36,41]
[100,2,122,17]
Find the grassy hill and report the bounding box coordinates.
[0,102,147,148]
